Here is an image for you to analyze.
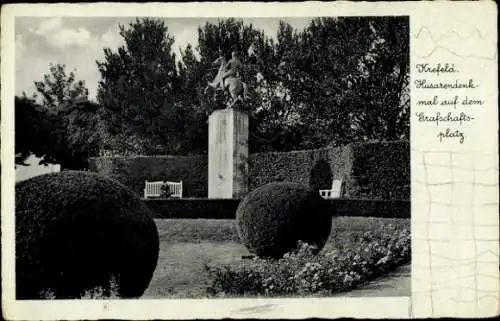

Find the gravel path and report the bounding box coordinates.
[337,263,411,297]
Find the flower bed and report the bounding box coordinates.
[206,224,410,297]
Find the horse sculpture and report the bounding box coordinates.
[204,55,248,109]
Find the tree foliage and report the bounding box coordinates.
[15,64,99,169]
[34,63,89,108]
[182,17,410,152]
[17,17,409,167]
[94,16,409,156]
[267,17,409,149]
[96,18,184,155]
[15,95,48,166]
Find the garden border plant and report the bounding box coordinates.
[206,224,410,297]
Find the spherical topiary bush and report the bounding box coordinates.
[236,182,332,259]
[15,171,159,299]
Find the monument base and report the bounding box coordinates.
[208,109,249,199]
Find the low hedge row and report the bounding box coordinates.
[142,198,410,219]
[143,198,241,219]
[331,198,410,219]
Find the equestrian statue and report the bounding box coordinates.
[204,49,249,109]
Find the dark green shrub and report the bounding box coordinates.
[236,182,332,259]
[309,158,333,191]
[15,171,159,299]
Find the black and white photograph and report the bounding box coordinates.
[12,13,411,301]
[3,2,500,320]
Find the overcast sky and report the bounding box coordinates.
[15,17,312,101]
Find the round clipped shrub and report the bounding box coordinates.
[236,181,332,259]
[15,171,159,299]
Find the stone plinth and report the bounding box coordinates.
[208,109,249,199]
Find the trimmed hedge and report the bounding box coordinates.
[89,141,409,200]
[89,155,208,198]
[347,141,410,200]
[144,198,241,219]
[143,198,410,219]
[331,198,410,219]
[236,182,332,259]
[248,145,351,191]
[15,171,159,299]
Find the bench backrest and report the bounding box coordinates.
[330,179,343,195]
[144,180,182,199]
[319,178,343,199]
[166,181,183,198]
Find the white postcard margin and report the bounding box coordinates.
[1,1,498,320]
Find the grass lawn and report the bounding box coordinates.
[143,216,410,298]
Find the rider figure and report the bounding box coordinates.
[221,50,243,88]
[205,49,247,105]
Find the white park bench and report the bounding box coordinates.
[319,178,343,199]
[144,180,183,199]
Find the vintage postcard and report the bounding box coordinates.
[1,1,498,320]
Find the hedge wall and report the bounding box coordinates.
[143,198,410,219]
[248,145,352,191]
[144,198,241,219]
[89,141,409,200]
[346,141,410,200]
[88,155,208,198]
[330,198,410,218]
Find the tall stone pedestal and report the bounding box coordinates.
[208,109,249,199]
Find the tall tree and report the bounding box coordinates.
[271,17,410,148]
[34,63,89,108]
[175,44,210,154]
[15,95,48,166]
[350,17,410,141]
[96,18,181,155]
[253,20,306,151]
[94,17,409,155]
[16,64,99,169]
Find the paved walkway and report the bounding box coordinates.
[336,263,411,297]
